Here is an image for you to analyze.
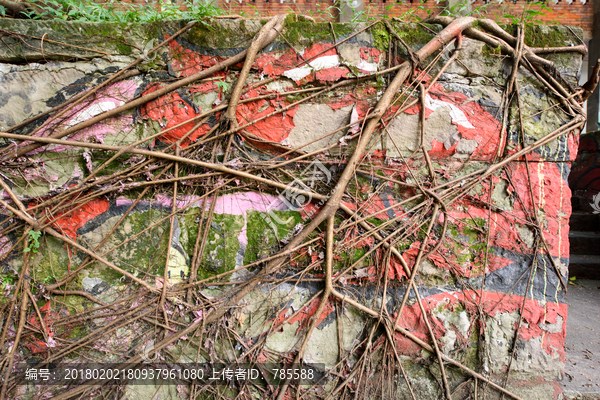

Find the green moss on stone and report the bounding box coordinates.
[371,22,390,53]
[194,213,245,280]
[116,42,133,55]
[523,24,579,49]
[244,210,303,265]
[188,21,254,49]
[282,21,353,45]
[388,21,437,47]
[32,236,71,286]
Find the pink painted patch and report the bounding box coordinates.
[30,80,139,154]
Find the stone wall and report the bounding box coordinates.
[0,17,586,399]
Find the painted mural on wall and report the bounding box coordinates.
[0,16,588,400]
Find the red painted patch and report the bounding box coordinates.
[504,163,571,259]
[315,66,348,83]
[167,37,224,77]
[357,193,404,221]
[305,43,337,60]
[235,89,297,143]
[403,103,434,119]
[360,47,381,63]
[254,50,298,77]
[272,296,335,334]
[46,197,109,240]
[428,138,458,158]
[140,83,215,147]
[389,254,409,280]
[254,43,350,84]
[402,82,501,161]
[24,301,63,355]
[393,290,567,360]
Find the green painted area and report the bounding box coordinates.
[105,210,169,278]
[196,213,245,279]
[244,210,303,265]
[32,235,72,287]
[482,44,503,56]
[64,209,171,287]
[0,274,15,306]
[86,149,142,178]
[387,21,438,49]
[115,41,133,56]
[371,22,391,53]
[0,18,155,62]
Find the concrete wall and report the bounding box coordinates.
[0,17,585,399]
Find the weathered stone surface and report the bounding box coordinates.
[0,18,585,400]
[288,104,353,153]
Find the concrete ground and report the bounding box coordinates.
[561,279,600,399]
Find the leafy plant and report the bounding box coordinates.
[393,0,432,23]
[26,0,224,23]
[501,1,554,26]
[1,275,14,288]
[238,4,261,19]
[24,230,41,253]
[436,0,493,19]
[215,79,230,93]
[308,2,338,20]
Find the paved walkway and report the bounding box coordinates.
[561,279,600,399]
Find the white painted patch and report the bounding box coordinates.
[283,55,340,81]
[349,105,360,134]
[265,80,295,92]
[357,60,378,73]
[66,101,123,128]
[424,94,474,129]
[309,55,339,70]
[283,66,312,81]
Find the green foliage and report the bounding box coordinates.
[28,0,224,23]
[24,230,41,254]
[395,0,432,22]
[395,0,553,25]
[1,275,14,288]
[215,79,230,93]
[239,4,264,19]
[500,1,555,26]
[307,2,338,20]
[17,0,556,26]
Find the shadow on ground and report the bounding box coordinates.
[561,279,600,399]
